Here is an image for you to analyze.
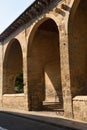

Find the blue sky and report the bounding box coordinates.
[0,0,35,33]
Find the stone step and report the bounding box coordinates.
[43,101,63,112]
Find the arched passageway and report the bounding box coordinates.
[3,39,23,94]
[69,0,87,97]
[28,19,63,111]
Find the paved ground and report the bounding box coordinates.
[0,112,73,130]
[0,110,87,130]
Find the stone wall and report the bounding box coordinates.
[73,96,87,122]
[0,0,73,117]
[3,94,26,110]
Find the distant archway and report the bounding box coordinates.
[69,0,87,97]
[27,18,63,111]
[3,38,24,94]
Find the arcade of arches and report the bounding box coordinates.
[0,0,87,122]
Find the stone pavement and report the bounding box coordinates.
[0,109,87,130]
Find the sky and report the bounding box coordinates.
[0,0,35,34]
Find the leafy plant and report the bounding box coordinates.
[15,70,24,93]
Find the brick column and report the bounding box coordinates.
[0,43,3,108]
[59,24,73,118]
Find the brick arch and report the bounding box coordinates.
[68,0,87,97]
[27,17,63,111]
[3,38,23,94]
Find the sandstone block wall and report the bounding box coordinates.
[3,94,26,110]
[73,96,87,122]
